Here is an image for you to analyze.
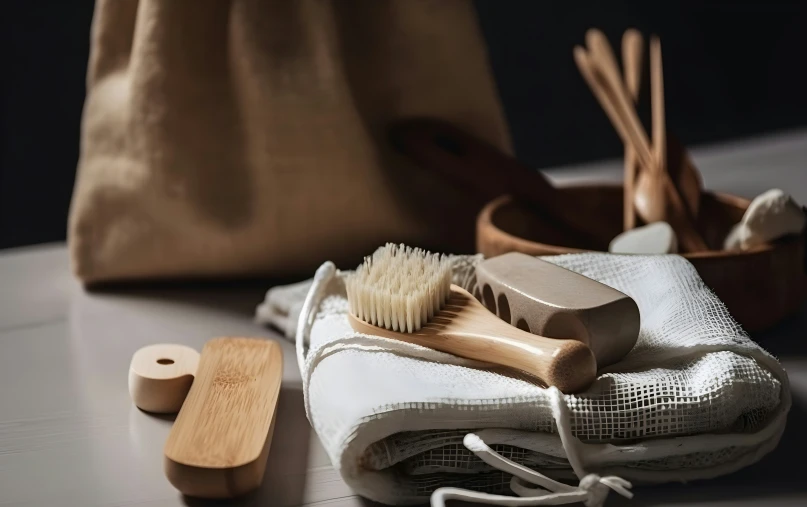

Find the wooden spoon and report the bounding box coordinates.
[635,37,707,250]
[584,30,655,172]
[633,35,669,225]
[617,30,703,224]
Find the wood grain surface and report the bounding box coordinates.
[164,337,282,498]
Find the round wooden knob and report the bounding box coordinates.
[128,344,200,414]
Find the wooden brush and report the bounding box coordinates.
[346,244,597,393]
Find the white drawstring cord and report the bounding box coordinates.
[431,433,633,507]
[431,388,632,507]
[296,261,337,379]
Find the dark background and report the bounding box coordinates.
[2,1,806,250]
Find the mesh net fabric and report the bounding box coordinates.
[299,253,788,504]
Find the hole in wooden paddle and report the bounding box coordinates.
[482,284,496,313]
[516,318,531,332]
[497,293,511,323]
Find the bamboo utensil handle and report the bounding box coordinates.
[622,29,644,104]
[573,47,650,166]
[622,29,644,230]
[585,30,656,171]
[646,35,707,251]
[631,32,670,231]
[651,36,666,177]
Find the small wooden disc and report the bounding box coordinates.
[128,344,200,414]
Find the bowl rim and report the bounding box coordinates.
[477,183,779,259]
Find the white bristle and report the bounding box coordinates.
[345,243,452,333]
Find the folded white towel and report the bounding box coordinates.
[258,253,789,506]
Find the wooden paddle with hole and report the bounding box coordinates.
[129,338,283,499]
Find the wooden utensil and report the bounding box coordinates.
[163,337,283,499]
[635,42,703,222]
[633,35,670,225]
[596,29,703,225]
[622,29,644,231]
[584,30,656,172]
[389,119,610,247]
[638,37,707,251]
[349,284,597,393]
[641,33,704,220]
[575,35,707,251]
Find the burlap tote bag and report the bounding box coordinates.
[69,0,511,283]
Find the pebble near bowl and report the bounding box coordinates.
[476,185,807,332]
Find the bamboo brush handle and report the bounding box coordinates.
[622,29,644,230]
[348,285,597,393]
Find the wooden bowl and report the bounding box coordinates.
[476,185,807,332]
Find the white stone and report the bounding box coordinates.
[609,221,678,254]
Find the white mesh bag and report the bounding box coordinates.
[261,253,789,506]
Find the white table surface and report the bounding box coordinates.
[2,129,807,506]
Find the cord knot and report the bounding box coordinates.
[579,474,633,507]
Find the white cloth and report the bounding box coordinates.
[256,278,313,339]
[257,254,789,506]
